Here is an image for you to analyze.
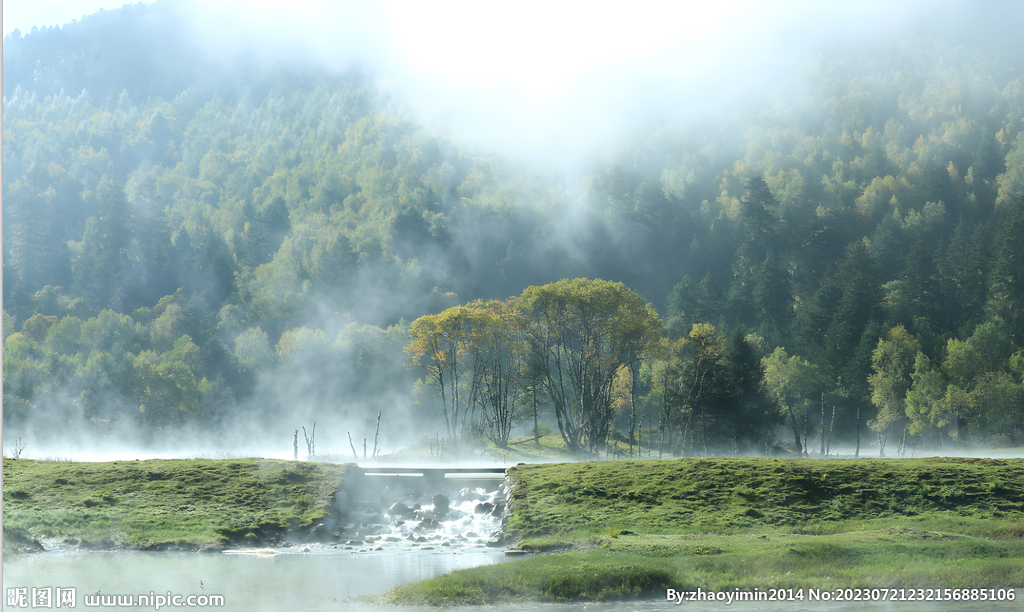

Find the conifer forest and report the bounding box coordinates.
[4,2,1024,458]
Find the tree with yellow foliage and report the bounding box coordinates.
[519,279,662,457]
[406,304,492,456]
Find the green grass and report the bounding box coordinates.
[504,457,1024,539]
[379,432,579,463]
[388,529,1024,605]
[386,456,1024,605]
[478,432,656,464]
[378,428,648,464]
[479,434,581,463]
[2,457,351,551]
[388,549,678,605]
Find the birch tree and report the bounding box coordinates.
[406,305,489,454]
[519,279,662,456]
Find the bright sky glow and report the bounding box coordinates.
[1,0,973,167]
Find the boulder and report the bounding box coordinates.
[459,487,488,502]
[310,519,337,541]
[387,502,416,518]
[414,518,437,530]
[2,528,44,554]
[334,490,349,513]
[431,494,450,514]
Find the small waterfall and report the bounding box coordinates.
[305,470,510,553]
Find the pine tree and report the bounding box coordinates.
[900,240,943,345]
[986,197,1024,343]
[72,175,133,310]
[6,183,71,294]
[753,249,792,345]
[729,177,778,325]
[721,325,774,451]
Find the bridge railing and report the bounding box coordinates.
[349,466,507,493]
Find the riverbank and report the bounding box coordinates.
[2,458,350,552]
[386,456,1024,605]
[6,455,1024,605]
[377,432,579,464]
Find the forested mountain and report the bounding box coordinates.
[3,4,1023,456]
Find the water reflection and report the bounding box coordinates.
[2,548,513,611]
[5,551,1020,612]
[3,473,514,611]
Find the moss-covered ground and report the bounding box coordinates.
[506,456,1024,538]
[2,457,350,551]
[387,456,1024,605]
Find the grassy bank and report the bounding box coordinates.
[388,456,1024,605]
[378,432,578,464]
[506,457,1024,538]
[2,457,350,551]
[379,429,650,464]
[390,530,1024,605]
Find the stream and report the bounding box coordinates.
[2,548,513,610]
[3,478,516,611]
[5,547,1020,612]
[4,469,1022,611]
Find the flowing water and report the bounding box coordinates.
[4,547,1020,612]
[4,472,1021,611]
[2,548,514,610]
[3,479,515,611]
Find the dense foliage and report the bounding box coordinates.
[407,280,663,455]
[3,5,1023,454]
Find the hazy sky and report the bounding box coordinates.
[3,0,154,36]
[2,0,1010,168]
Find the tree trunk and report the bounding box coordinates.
[787,405,802,456]
[826,406,836,455]
[820,393,826,456]
[802,410,808,458]
[372,412,381,458]
[855,404,861,459]
[658,417,664,459]
[701,399,708,456]
[347,431,358,461]
[628,366,637,458]
[533,388,539,444]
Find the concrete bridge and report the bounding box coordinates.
[348,466,508,496]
